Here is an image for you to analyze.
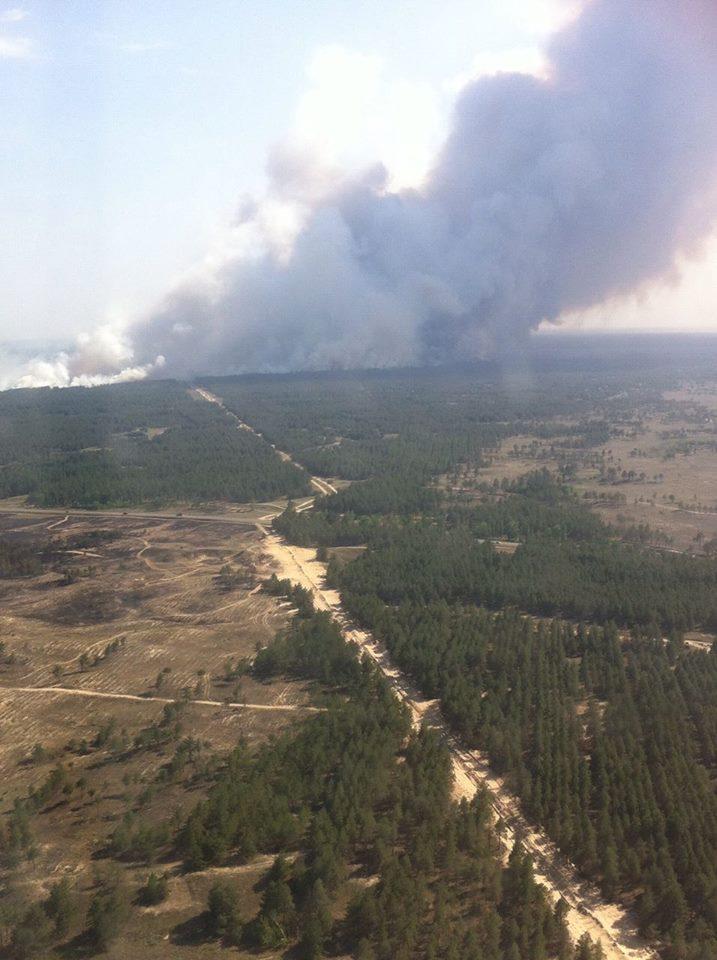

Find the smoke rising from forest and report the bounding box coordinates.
[14,0,717,386]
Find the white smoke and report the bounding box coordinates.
[11,326,164,389]
[11,0,717,386]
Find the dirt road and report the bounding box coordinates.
[261,533,658,960]
[0,503,270,526]
[191,386,338,496]
[0,685,324,713]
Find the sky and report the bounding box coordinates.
[0,0,715,365]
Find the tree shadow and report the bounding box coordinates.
[56,930,100,959]
[170,911,211,947]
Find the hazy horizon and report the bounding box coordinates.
[2,0,717,389]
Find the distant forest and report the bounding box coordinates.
[0,381,310,507]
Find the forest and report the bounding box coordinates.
[201,361,717,958]
[0,380,310,506]
[336,515,717,631]
[177,604,604,960]
[199,364,643,486]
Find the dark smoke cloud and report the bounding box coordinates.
[130,0,717,377]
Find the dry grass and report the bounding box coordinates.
[469,382,717,552]
[0,513,319,956]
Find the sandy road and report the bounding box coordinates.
[261,533,658,960]
[0,685,324,713]
[308,475,337,496]
[0,503,268,526]
[46,514,70,530]
[191,386,338,496]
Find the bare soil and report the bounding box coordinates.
[0,513,318,955]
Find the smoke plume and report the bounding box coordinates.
[16,0,717,384]
[11,327,164,390]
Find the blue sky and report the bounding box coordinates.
[1,0,715,353]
